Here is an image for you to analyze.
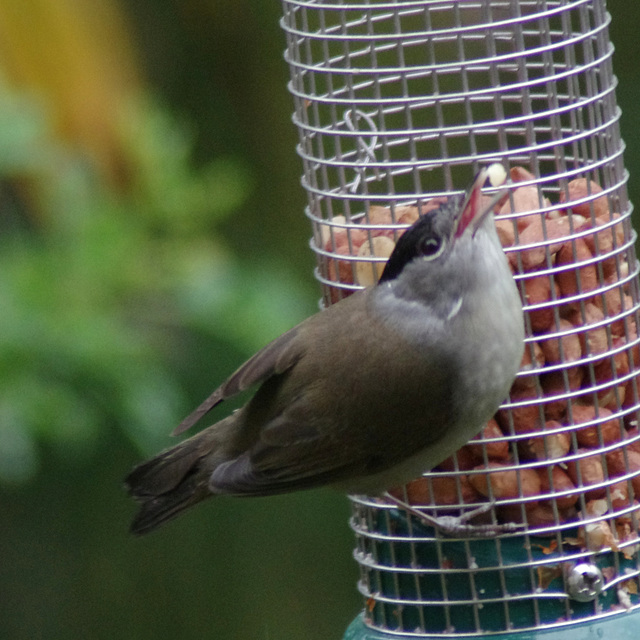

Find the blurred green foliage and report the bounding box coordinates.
[0,3,360,638]
[0,79,314,482]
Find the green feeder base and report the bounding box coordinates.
[344,610,640,640]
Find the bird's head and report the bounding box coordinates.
[379,164,508,285]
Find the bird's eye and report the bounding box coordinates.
[419,235,444,259]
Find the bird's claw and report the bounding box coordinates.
[429,515,523,537]
[383,492,525,538]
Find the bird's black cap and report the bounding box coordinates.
[378,195,462,283]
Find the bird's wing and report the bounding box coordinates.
[208,449,358,496]
[203,289,463,496]
[208,410,364,496]
[173,325,304,435]
[207,345,456,496]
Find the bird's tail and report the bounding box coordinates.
[124,419,230,535]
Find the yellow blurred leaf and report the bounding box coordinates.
[0,0,142,187]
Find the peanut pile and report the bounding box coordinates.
[321,167,640,539]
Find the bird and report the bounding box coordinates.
[125,164,524,536]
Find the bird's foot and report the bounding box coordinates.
[383,492,524,538]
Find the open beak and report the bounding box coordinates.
[454,163,508,238]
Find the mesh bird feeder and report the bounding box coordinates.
[280,1,640,638]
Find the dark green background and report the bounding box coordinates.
[1,2,639,639]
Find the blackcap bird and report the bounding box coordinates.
[125,164,524,535]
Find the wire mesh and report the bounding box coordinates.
[280,0,639,635]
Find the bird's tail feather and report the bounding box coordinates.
[125,427,221,535]
[127,473,208,535]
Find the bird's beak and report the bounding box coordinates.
[454,163,508,238]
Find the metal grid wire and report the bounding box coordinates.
[280,0,640,635]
